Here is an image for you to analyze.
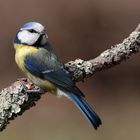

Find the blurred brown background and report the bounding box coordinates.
[0,0,140,140]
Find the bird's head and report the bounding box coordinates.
[14,22,48,46]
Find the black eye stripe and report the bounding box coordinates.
[28,29,38,33]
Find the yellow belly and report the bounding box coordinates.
[14,44,57,92]
[26,72,56,91]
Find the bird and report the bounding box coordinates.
[13,22,102,129]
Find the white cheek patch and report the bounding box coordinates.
[18,30,40,45]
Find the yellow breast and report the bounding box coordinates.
[14,44,38,72]
[14,44,57,92]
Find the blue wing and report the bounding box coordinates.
[24,48,84,97]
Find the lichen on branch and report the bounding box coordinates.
[66,25,140,81]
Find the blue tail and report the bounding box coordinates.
[68,93,102,129]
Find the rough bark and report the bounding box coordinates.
[66,24,140,81]
[0,24,140,131]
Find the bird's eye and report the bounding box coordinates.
[28,29,38,33]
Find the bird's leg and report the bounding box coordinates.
[17,78,44,94]
[25,88,44,94]
[25,82,44,94]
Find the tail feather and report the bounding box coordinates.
[68,93,102,129]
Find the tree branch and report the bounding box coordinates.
[66,24,140,81]
[0,24,140,131]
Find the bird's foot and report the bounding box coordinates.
[16,78,44,94]
[25,82,44,94]
[25,88,44,94]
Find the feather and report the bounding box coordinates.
[24,47,84,97]
[68,92,102,129]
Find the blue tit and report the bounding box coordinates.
[13,22,102,129]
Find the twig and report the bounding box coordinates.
[0,24,140,131]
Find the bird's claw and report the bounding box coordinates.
[25,88,43,94]
[24,82,44,94]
